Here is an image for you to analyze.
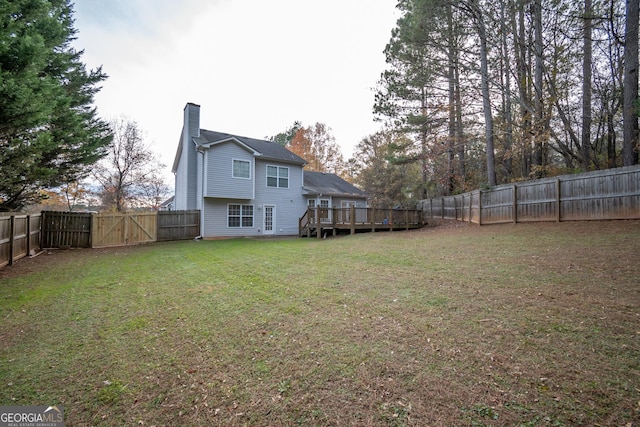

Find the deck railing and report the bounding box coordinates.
[299,207,423,238]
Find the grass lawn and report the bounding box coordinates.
[1,220,639,426]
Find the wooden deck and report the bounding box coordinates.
[299,207,424,238]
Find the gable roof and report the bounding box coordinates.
[171,127,185,173]
[159,196,174,208]
[197,129,307,165]
[303,171,367,198]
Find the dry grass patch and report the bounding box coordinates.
[1,220,639,426]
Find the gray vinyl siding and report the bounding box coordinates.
[185,108,199,210]
[304,196,367,209]
[333,197,367,208]
[202,199,250,237]
[254,161,307,235]
[186,147,198,209]
[174,139,197,210]
[201,161,307,238]
[173,146,187,210]
[205,142,255,199]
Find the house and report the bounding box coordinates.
[159,196,174,211]
[172,103,367,238]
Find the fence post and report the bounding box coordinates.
[429,198,433,221]
[556,177,561,222]
[468,193,472,224]
[478,190,483,226]
[8,215,15,266]
[26,214,31,256]
[513,184,518,224]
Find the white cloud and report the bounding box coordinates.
[72,0,399,182]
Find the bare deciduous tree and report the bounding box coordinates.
[93,117,170,212]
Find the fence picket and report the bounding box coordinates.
[0,213,42,268]
[422,165,640,224]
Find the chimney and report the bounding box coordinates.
[181,102,201,210]
[184,102,201,139]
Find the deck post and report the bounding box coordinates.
[371,207,375,232]
[333,208,337,236]
[350,205,355,235]
[316,207,321,239]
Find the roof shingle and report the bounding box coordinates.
[303,171,367,198]
[197,129,307,165]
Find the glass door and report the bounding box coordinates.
[264,205,275,235]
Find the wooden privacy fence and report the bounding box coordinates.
[40,210,200,249]
[41,211,92,248]
[92,212,157,248]
[0,213,42,268]
[157,210,200,241]
[420,165,640,225]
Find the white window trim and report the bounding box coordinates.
[266,165,289,189]
[263,204,276,235]
[319,198,331,222]
[232,158,251,180]
[227,203,254,228]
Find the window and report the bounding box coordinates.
[228,204,254,227]
[267,165,289,188]
[320,199,330,222]
[233,159,251,179]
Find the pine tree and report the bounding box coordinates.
[0,0,112,211]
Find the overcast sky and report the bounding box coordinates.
[72,0,399,181]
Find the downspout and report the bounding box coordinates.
[194,146,205,240]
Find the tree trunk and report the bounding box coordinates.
[532,0,545,175]
[455,63,465,181]
[581,0,593,170]
[501,0,514,181]
[447,3,456,194]
[623,0,639,166]
[513,0,532,177]
[476,5,497,187]
[421,87,429,199]
[607,107,617,168]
